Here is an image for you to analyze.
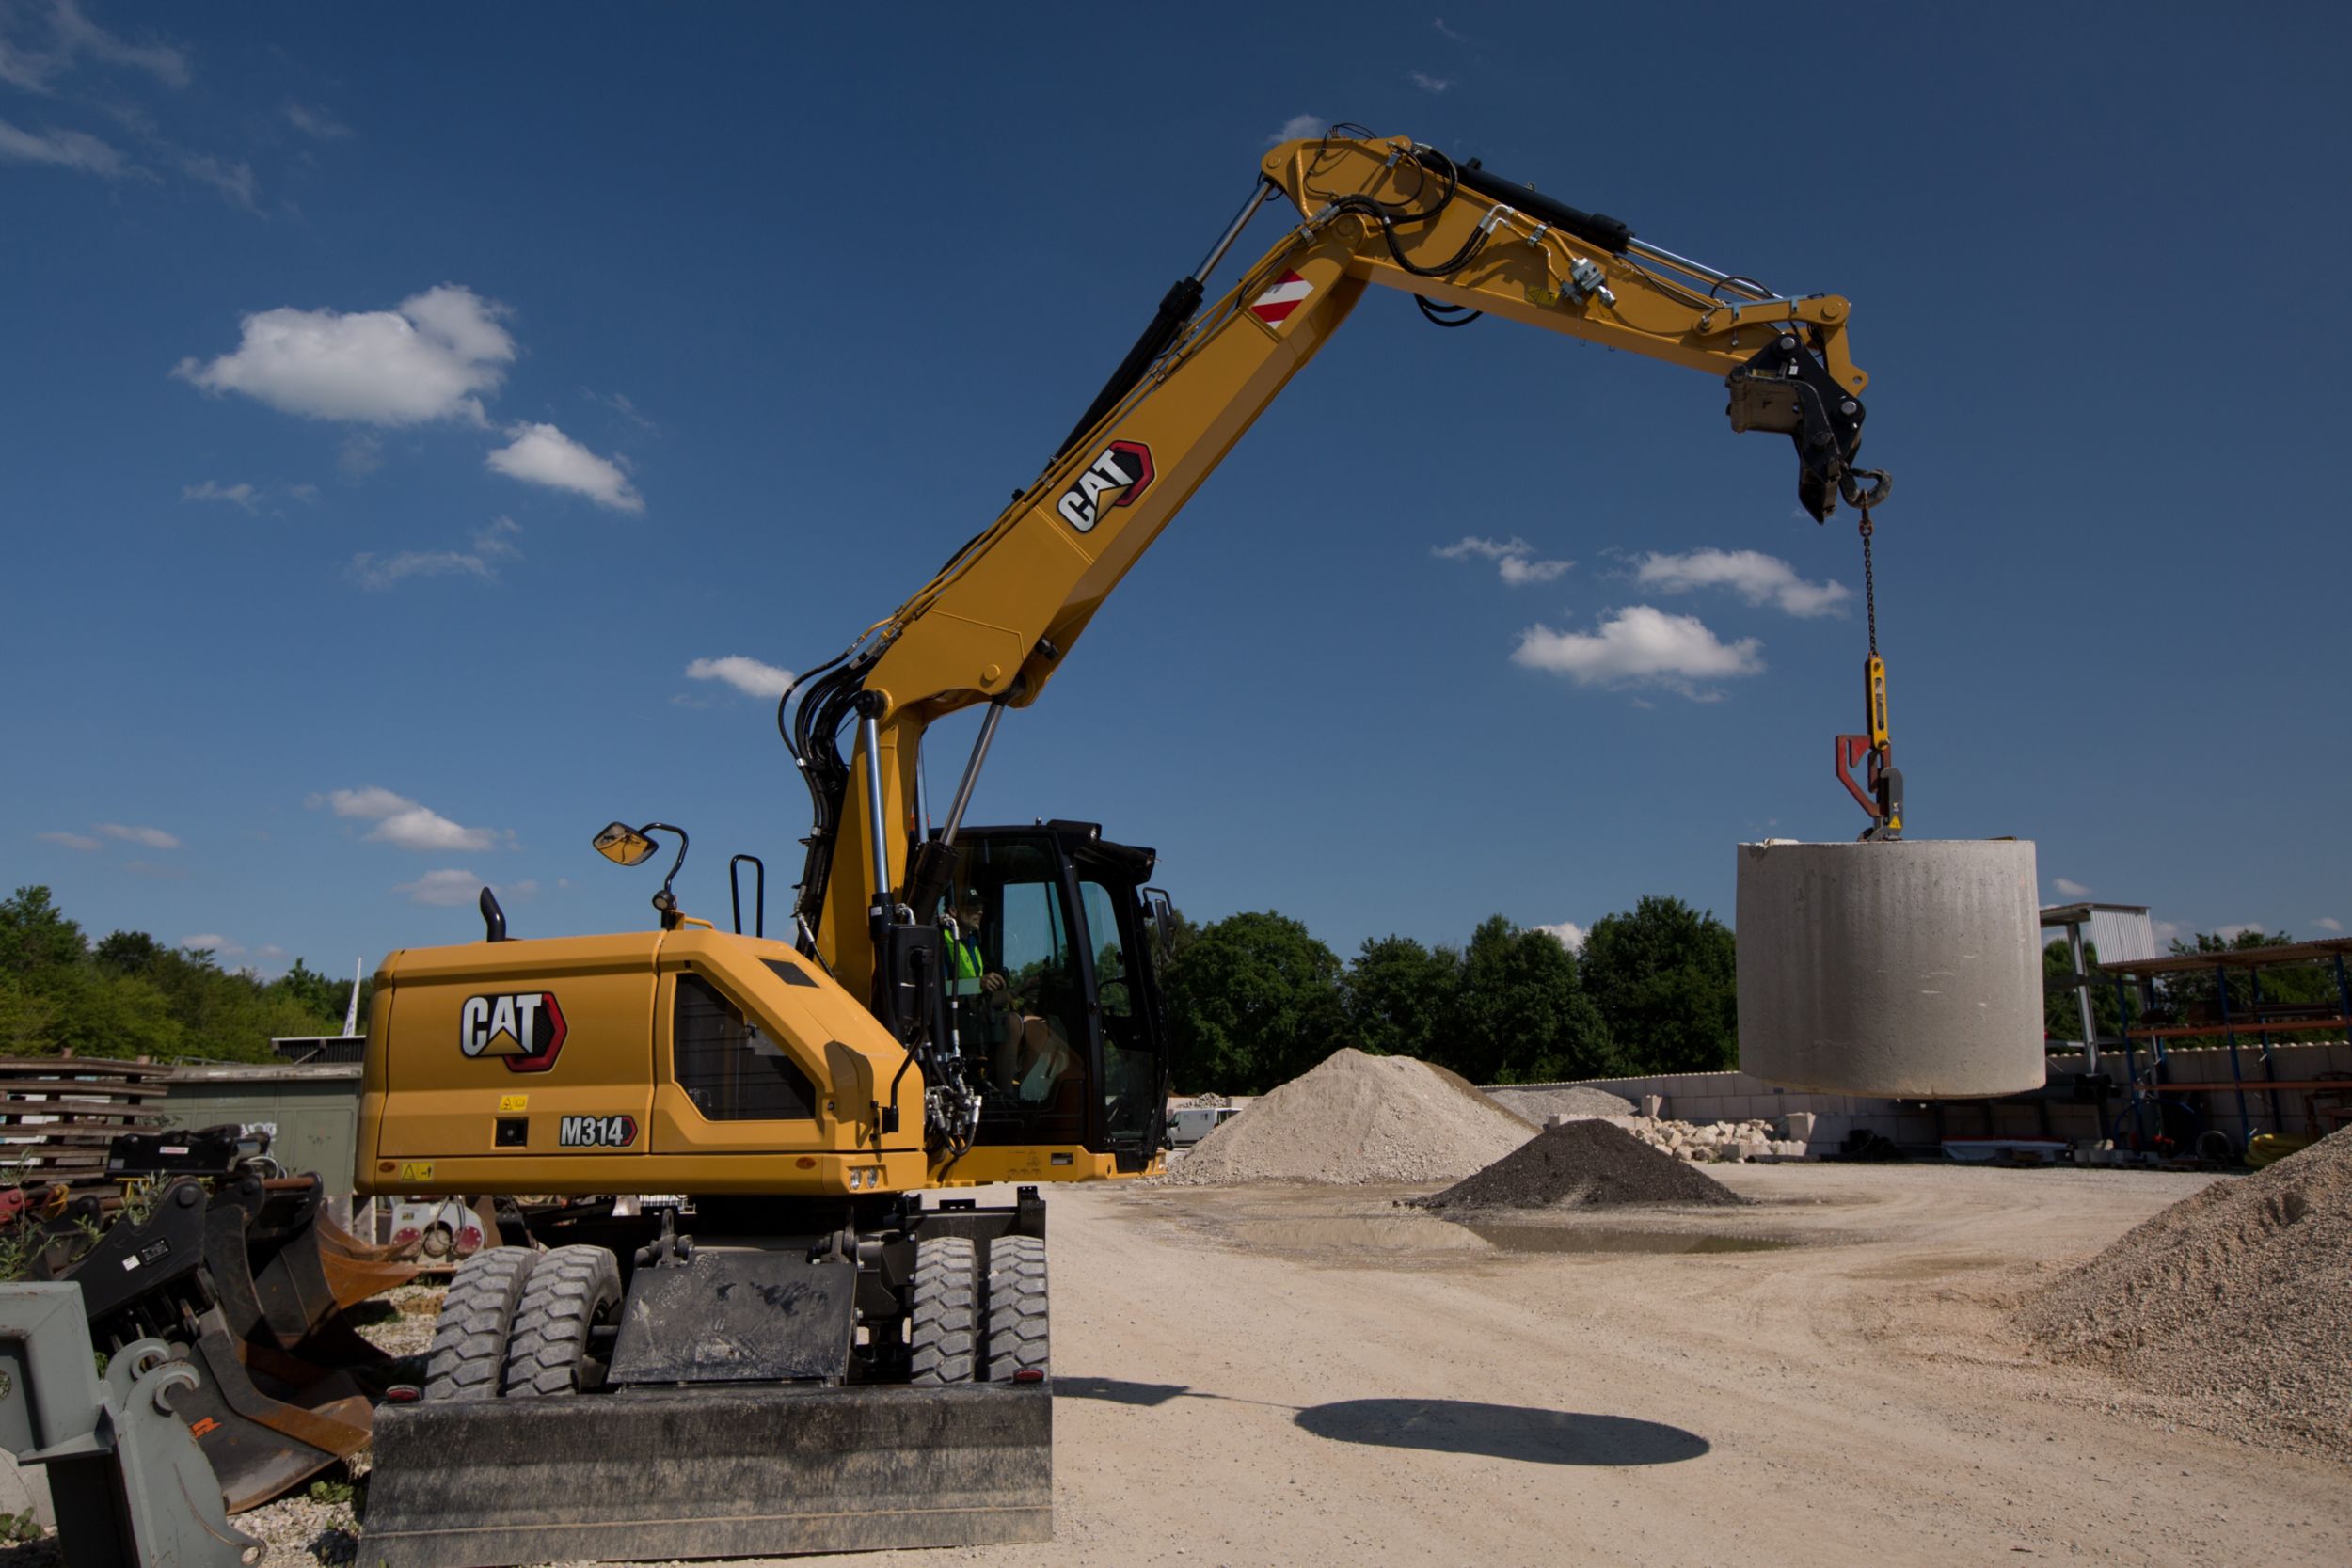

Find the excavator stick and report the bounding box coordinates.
[361,1384,1053,1568]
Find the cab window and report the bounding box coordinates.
[673,973,817,1121]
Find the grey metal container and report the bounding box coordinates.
[1736,839,2045,1098]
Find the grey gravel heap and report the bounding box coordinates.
[2018,1125,2352,1461]
[1416,1118,1744,1211]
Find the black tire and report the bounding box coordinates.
[982,1235,1049,1383]
[502,1243,624,1397]
[423,1246,540,1402]
[908,1235,977,1386]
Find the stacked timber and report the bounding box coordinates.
[0,1055,171,1183]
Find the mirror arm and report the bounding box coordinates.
[635,821,691,923]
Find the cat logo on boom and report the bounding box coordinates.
[1054,440,1154,531]
[458,991,567,1074]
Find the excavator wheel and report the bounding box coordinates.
[424,1246,540,1402]
[983,1236,1049,1383]
[502,1244,622,1397]
[907,1235,977,1386]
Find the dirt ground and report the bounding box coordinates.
[797,1164,2348,1568]
[25,1164,2338,1568]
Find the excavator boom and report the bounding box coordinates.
[792,129,1883,1006]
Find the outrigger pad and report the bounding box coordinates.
[361,1383,1053,1568]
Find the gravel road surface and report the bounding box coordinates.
[803,1164,2347,1568]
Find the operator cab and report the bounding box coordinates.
[925,821,1171,1170]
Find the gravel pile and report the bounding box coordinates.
[1415,1118,1744,1211]
[1485,1085,1636,1123]
[2017,1126,2352,1459]
[1163,1048,1535,1185]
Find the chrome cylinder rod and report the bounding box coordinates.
[912,736,931,842]
[860,710,893,906]
[1193,178,1273,283]
[939,701,1006,848]
[1626,238,1774,300]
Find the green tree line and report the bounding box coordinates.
[0,886,361,1062]
[1159,895,1738,1094]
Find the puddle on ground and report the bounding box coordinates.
[1232,1213,1794,1257]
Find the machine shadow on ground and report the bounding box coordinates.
[1295,1398,1709,1465]
[1054,1378,1710,1466]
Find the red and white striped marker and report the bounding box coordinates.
[1248,270,1312,325]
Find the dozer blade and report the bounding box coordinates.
[361,1383,1054,1568]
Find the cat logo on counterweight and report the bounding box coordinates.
[459,991,567,1074]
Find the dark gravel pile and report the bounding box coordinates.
[1414,1117,1743,1211]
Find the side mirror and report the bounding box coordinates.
[594,819,692,929]
[1144,887,1178,962]
[594,822,660,866]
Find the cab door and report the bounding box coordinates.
[1069,860,1169,1164]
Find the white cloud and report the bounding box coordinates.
[350,518,522,591]
[582,387,656,432]
[1433,17,1466,40]
[2318,917,2344,934]
[1535,920,1586,952]
[36,831,101,851]
[0,118,129,176]
[283,103,350,140]
[183,479,259,512]
[2153,919,2183,945]
[337,434,383,478]
[1434,535,1572,586]
[1268,114,1325,145]
[2213,923,2265,942]
[1633,548,1850,618]
[0,2,189,93]
[173,149,257,211]
[2051,878,2091,898]
[96,822,179,849]
[182,479,315,514]
[685,655,795,700]
[393,869,488,907]
[173,284,515,426]
[51,1,189,87]
[1410,71,1454,93]
[1511,605,1763,698]
[181,933,241,955]
[485,422,643,512]
[316,786,499,852]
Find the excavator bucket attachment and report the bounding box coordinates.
[168,1307,378,1512]
[361,1384,1053,1568]
[41,1173,414,1512]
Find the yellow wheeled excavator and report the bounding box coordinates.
[354,127,1894,1568]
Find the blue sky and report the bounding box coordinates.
[5,1,2347,983]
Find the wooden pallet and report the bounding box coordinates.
[0,1056,172,1182]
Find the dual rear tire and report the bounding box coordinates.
[906,1233,1049,1386]
[421,1244,621,1402]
